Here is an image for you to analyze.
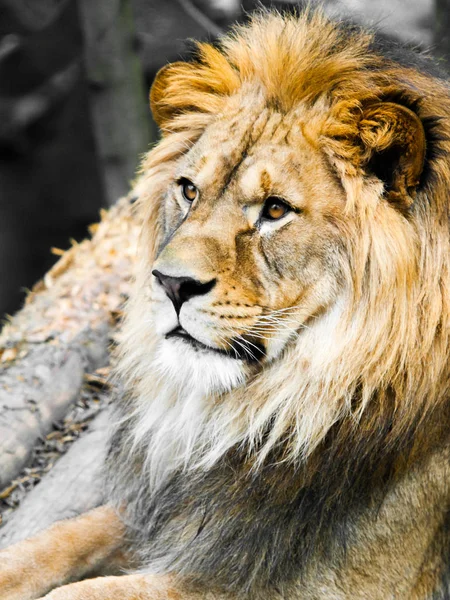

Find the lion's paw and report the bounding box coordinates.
[0,548,40,600]
[39,575,168,600]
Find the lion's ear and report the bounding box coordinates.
[150,62,193,129]
[359,102,426,208]
[150,50,239,131]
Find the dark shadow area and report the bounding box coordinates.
[0,0,103,317]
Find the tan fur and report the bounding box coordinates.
[0,507,128,600]
[1,9,450,599]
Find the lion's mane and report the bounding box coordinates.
[106,9,450,593]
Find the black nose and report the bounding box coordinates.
[152,270,216,315]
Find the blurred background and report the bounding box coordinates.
[0,0,448,321]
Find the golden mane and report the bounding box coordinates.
[151,11,378,120]
[121,9,450,486]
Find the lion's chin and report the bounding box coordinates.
[154,337,246,396]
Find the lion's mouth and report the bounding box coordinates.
[165,326,265,363]
[166,326,219,353]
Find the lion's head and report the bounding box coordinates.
[118,10,450,485]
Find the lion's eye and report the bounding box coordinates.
[180,179,198,203]
[261,197,290,221]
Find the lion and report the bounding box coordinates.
[1,7,450,600]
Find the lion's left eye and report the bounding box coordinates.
[261,197,291,221]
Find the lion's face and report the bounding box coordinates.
[150,94,347,392]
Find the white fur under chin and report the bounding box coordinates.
[154,337,245,396]
[126,336,247,490]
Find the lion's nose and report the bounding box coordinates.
[152,270,216,315]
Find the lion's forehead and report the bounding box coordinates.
[181,107,312,207]
[191,151,296,203]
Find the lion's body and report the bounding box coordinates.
[1,9,450,600]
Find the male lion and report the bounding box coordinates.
[1,8,450,600]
